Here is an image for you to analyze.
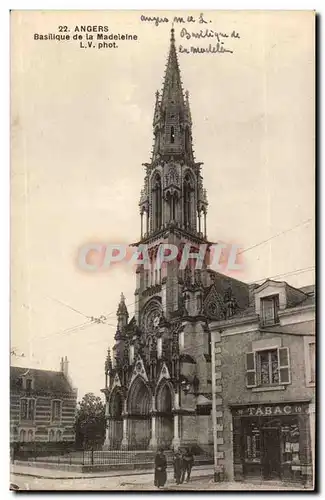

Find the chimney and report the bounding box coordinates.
[63,356,69,377]
[60,357,64,372]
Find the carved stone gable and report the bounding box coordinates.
[157,362,171,385]
[204,285,225,320]
[129,357,149,386]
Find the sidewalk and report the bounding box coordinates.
[11,463,213,481]
[121,477,308,491]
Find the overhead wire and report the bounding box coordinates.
[28,215,314,346]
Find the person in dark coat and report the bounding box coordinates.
[154,448,167,488]
[181,448,194,482]
[173,450,183,485]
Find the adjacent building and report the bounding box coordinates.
[210,280,315,484]
[10,357,77,446]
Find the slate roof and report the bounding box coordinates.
[230,281,315,319]
[10,366,74,395]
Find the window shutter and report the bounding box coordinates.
[246,352,257,388]
[278,347,291,385]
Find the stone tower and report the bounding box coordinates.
[102,29,250,453]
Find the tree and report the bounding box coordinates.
[74,393,106,449]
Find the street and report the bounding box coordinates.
[10,467,307,491]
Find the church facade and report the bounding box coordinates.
[101,29,250,453]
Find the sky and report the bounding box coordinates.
[10,10,315,400]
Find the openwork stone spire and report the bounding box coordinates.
[152,28,194,161]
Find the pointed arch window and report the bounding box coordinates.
[185,126,190,153]
[183,175,192,229]
[171,193,177,220]
[170,126,175,144]
[154,174,162,230]
[154,127,160,154]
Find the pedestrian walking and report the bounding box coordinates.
[154,448,167,488]
[173,450,183,485]
[181,448,194,482]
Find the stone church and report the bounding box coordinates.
[102,29,250,452]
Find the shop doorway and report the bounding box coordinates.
[261,427,281,480]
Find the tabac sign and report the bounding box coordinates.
[233,402,309,417]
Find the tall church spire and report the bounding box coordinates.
[152,28,194,162]
[138,28,208,242]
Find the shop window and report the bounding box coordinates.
[20,398,35,421]
[246,347,291,388]
[260,295,279,326]
[281,422,300,464]
[245,423,261,463]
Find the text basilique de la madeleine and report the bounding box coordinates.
[34,26,138,41]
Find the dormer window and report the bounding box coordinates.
[26,379,32,392]
[260,295,279,326]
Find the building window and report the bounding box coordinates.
[185,127,190,153]
[157,337,162,358]
[49,429,55,442]
[27,430,34,442]
[129,344,134,365]
[309,342,315,384]
[51,400,62,422]
[260,295,279,325]
[25,379,33,392]
[170,126,175,143]
[56,430,62,442]
[259,349,279,385]
[183,175,192,228]
[20,398,35,421]
[246,347,291,388]
[19,429,26,442]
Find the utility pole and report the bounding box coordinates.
[211,330,222,482]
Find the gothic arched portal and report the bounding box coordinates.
[127,376,152,450]
[109,389,123,450]
[156,381,174,449]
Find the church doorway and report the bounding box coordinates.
[109,390,123,450]
[156,382,174,449]
[127,376,152,450]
